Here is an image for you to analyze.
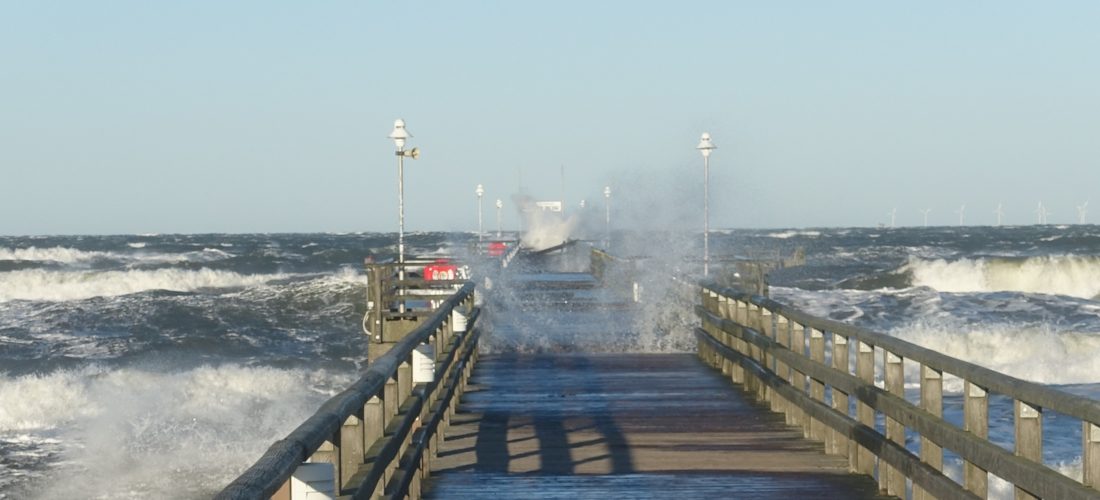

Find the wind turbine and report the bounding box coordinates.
[1077,201,1089,224]
[955,204,966,227]
[919,208,932,228]
[1035,201,1051,224]
[993,203,1004,227]
[888,207,897,228]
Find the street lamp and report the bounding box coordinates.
[475,184,485,243]
[388,119,418,308]
[495,199,503,238]
[696,132,716,277]
[603,186,611,249]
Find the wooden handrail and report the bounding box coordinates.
[697,282,1100,499]
[217,282,478,499]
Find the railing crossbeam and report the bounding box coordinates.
[697,284,1100,500]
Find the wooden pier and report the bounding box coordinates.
[424,263,884,498]
[426,351,885,497]
[218,246,1100,500]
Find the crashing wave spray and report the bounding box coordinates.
[0,268,291,302]
[906,255,1100,299]
[512,195,579,252]
[0,365,354,499]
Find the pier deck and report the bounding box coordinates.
[423,263,887,498]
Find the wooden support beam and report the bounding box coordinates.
[964,382,989,497]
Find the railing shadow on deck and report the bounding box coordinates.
[696,282,1100,500]
[443,355,635,476]
[217,283,480,500]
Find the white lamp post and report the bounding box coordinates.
[697,132,716,277]
[388,119,418,311]
[495,199,503,238]
[603,186,611,249]
[475,184,485,243]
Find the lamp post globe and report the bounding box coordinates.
[696,133,716,277]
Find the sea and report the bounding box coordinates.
[1,226,1098,498]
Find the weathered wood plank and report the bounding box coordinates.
[425,354,888,499]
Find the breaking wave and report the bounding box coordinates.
[890,320,1100,390]
[904,255,1100,299]
[766,230,821,239]
[0,268,290,302]
[0,246,235,266]
[0,247,112,264]
[0,364,354,499]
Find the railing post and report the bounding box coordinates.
[828,333,849,459]
[382,374,399,487]
[761,307,778,373]
[772,314,790,415]
[809,328,826,443]
[398,359,413,404]
[788,321,806,433]
[707,289,720,313]
[856,341,875,478]
[1014,401,1042,500]
[339,412,365,493]
[964,381,989,497]
[310,434,340,494]
[717,296,735,378]
[756,305,771,378]
[916,365,942,500]
[363,395,385,498]
[1085,422,1100,489]
[884,352,905,497]
[721,293,736,321]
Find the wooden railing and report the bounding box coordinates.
[218,283,479,500]
[696,283,1100,500]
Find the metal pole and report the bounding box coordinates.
[605,194,610,249]
[397,151,405,313]
[704,154,710,277]
[496,204,502,238]
[477,194,483,243]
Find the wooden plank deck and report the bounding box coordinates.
[425,263,888,498]
[425,353,888,498]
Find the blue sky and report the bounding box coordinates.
[3,2,1099,234]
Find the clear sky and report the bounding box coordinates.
[3,2,1099,235]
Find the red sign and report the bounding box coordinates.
[488,242,507,257]
[423,260,457,281]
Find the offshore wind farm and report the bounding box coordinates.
[882,200,1093,228]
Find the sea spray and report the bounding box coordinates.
[0,268,290,302]
[890,319,1100,389]
[906,255,1100,299]
[2,364,355,499]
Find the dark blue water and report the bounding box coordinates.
[2,226,1098,498]
[0,232,464,498]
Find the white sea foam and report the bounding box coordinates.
[891,320,1100,389]
[520,208,579,252]
[0,371,95,431]
[0,364,354,499]
[0,268,288,302]
[765,230,821,239]
[0,246,234,266]
[0,247,112,263]
[906,255,1100,298]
